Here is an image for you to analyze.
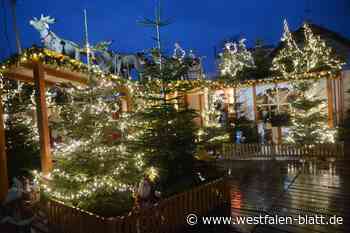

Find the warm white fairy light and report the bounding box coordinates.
[202,92,224,128]
[272,20,345,80]
[30,77,151,204]
[219,39,255,79]
[285,81,337,144]
[146,166,159,182]
[272,20,343,144]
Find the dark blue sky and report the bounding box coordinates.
[1,0,349,74]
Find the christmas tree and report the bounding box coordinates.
[198,92,230,154]
[231,93,259,143]
[286,81,336,144]
[132,3,200,190]
[2,79,40,179]
[131,51,198,190]
[218,39,255,83]
[272,21,344,79]
[272,21,344,143]
[37,78,145,216]
[247,39,273,80]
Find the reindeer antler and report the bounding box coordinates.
[40,14,56,24]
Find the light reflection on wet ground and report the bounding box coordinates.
[189,160,350,233]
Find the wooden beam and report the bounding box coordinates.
[4,71,56,86]
[4,71,34,83]
[326,77,334,128]
[44,66,87,85]
[33,62,53,175]
[252,84,258,122]
[23,63,88,85]
[0,92,9,201]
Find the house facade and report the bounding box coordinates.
[183,23,350,144]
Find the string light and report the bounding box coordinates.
[219,39,255,79]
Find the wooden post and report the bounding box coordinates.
[233,87,237,119]
[198,94,203,127]
[252,83,258,122]
[338,75,344,124]
[33,62,53,175]
[184,93,189,109]
[326,77,334,128]
[0,92,9,201]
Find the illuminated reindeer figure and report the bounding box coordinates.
[30,15,81,60]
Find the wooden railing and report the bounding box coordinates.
[41,178,229,233]
[222,143,344,160]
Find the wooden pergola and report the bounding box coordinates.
[0,61,88,201]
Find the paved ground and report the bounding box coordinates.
[185,160,350,233]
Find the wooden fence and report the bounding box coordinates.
[222,143,344,160]
[41,178,229,233]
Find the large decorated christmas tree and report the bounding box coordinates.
[37,78,145,216]
[272,21,344,143]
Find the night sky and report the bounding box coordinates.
[1,0,349,75]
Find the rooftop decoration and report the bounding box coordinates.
[0,47,102,78]
[218,39,255,82]
[30,15,81,60]
[93,41,147,79]
[271,20,345,80]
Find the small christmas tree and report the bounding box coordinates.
[231,96,258,143]
[286,81,336,144]
[199,92,230,153]
[272,20,344,144]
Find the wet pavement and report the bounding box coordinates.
[186,160,350,233]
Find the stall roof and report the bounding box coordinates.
[4,62,88,86]
[0,47,96,86]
